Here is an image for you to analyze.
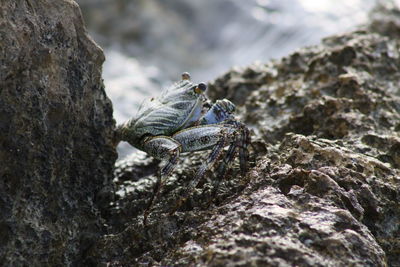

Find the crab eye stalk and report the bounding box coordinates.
[181,72,191,80]
[194,82,207,94]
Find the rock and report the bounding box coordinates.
[91,3,400,267]
[0,0,116,265]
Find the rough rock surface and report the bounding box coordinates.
[88,3,400,267]
[0,0,116,265]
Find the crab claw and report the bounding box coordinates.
[181,72,191,80]
[216,99,235,113]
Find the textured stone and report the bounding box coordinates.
[89,3,400,267]
[0,0,116,265]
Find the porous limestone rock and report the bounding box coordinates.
[0,0,116,265]
[88,3,400,267]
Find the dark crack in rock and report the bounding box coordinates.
[0,0,116,265]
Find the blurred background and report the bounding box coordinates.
[75,0,397,158]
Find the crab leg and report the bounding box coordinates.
[168,124,238,213]
[141,136,181,223]
[142,136,181,175]
[211,121,250,200]
[227,120,251,175]
[173,125,234,151]
[143,123,249,220]
[215,138,238,178]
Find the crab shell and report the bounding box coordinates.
[118,79,206,150]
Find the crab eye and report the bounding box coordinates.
[194,82,207,94]
[181,72,191,80]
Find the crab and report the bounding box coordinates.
[115,72,250,221]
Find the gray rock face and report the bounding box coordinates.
[0,0,116,265]
[89,3,400,267]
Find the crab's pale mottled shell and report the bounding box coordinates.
[124,79,204,147]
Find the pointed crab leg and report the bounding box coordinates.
[141,136,181,224]
[168,124,239,213]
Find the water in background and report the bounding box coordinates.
[76,0,392,158]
